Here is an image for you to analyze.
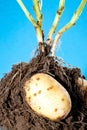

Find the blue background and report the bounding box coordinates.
[0,0,87,79]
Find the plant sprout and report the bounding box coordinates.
[17,0,44,52]
[51,0,87,56]
[17,0,87,56]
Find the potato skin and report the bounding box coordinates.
[24,73,72,121]
[77,78,87,104]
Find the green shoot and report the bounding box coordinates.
[47,0,65,45]
[33,0,42,27]
[17,0,37,27]
[17,0,87,55]
[51,0,87,56]
[17,0,44,53]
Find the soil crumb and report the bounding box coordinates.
[0,54,87,130]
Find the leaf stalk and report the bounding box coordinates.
[51,0,87,56]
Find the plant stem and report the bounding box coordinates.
[36,27,44,52]
[46,0,65,45]
[51,0,87,56]
[17,0,37,27]
[33,0,42,27]
[17,0,44,52]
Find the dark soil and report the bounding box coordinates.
[0,54,87,130]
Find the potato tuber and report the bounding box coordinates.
[24,73,72,121]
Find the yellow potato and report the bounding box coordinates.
[24,73,72,121]
[77,78,87,91]
[77,78,87,104]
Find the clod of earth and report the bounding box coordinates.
[0,55,87,130]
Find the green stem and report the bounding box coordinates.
[17,0,37,27]
[17,0,44,52]
[33,0,42,27]
[51,0,87,56]
[47,0,65,45]
[36,27,44,52]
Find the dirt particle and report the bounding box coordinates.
[29,97,31,100]
[27,88,30,91]
[47,86,53,91]
[54,108,58,112]
[39,106,41,110]
[61,98,65,101]
[57,10,61,15]
[36,77,40,80]
[27,80,31,84]
[34,93,37,96]
[38,90,42,94]
[57,116,61,120]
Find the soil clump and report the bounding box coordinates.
[0,54,87,130]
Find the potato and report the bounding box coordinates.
[77,78,87,90]
[24,73,72,121]
[77,77,87,104]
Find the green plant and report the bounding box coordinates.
[17,0,87,55]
